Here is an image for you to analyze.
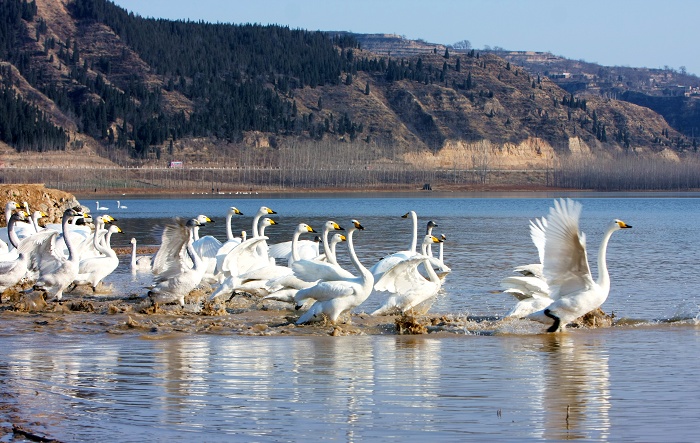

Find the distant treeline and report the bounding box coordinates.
[0,0,488,158]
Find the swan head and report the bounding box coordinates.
[228,207,243,216]
[426,220,438,230]
[401,211,416,219]
[612,219,632,231]
[130,237,137,245]
[108,225,123,235]
[440,234,447,241]
[350,219,365,231]
[298,223,317,234]
[259,206,276,215]
[195,214,214,224]
[325,220,344,231]
[186,218,203,228]
[261,218,277,227]
[330,234,346,245]
[6,201,21,212]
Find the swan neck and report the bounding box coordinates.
[252,214,261,237]
[63,212,77,261]
[328,241,338,265]
[291,229,302,262]
[8,216,20,249]
[439,242,444,262]
[321,225,332,260]
[347,229,370,281]
[187,226,202,268]
[225,212,234,240]
[31,214,39,233]
[596,226,616,292]
[409,212,417,253]
[424,257,440,283]
[131,241,137,267]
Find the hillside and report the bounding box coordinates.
[0,0,696,178]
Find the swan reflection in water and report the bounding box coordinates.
[540,333,611,441]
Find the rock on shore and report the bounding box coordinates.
[0,184,81,226]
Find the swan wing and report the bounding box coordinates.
[220,237,269,275]
[268,240,292,260]
[374,256,426,294]
[292,259,354,283]
[500,275,550,299]
[294,280,355,303]
[151,218,189,276]
[20,230,64,274]
[193,235,222,259]
[370,250,414,278]
[543,199,593,299]
[529,216,547,264]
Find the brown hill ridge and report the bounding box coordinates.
[0,0,693,174]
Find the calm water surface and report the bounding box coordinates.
[1,193,699,441]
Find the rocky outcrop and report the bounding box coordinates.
[0,184,80,226]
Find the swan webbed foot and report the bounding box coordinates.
[544,308,561,333]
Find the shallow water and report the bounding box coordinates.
[2,194,700,441]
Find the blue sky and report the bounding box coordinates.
[110,0,700,76]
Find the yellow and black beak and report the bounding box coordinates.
[616,220,632,229]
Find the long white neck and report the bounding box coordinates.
[225,212,234,241]
[291,227,303,263]
[252,212,263,237]
[8,215,21,249]
[321,224,333,262]
[422,257,440,284]
[409,211,417,253]
[4,206,10,226]
[31,212,40,233]
[347,228,372,285]
[63,212,78,262]
[131,240,137,268]
[328,239,339,266]
[439,242,444,262]
[596,225,617,296]
[104,229,117,257]
[186,226,202,270]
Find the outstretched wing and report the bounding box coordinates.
[20,230,64,275]
[543,199,593,299]
[374,256,427,294]
[151,218,189,276]
[529,216,547,265]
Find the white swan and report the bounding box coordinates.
[501,216,553,318]
[209,218,279,299]
[0,201,22,246]
[130,237,153,274]
[0,212,32,292]
[264,233,346,303]
[371,234,443,316]
[527,198,632,332]
[252,206,277,238]
[289,221,354,284]
[231,222,317,297]
[370,211,419,280]
[24,208,87,301]
[194,206,244,276]
[148,217,207,306]
[72,224,123,292]
[295,220,374,325]
[96,201,109,211]
[117,201,127,209]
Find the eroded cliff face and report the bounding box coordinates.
[403,134,684,171]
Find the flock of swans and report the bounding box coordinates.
[0,198,632,331]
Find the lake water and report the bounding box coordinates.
[2,193,699,441]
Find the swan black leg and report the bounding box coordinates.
[544,308,561,333]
